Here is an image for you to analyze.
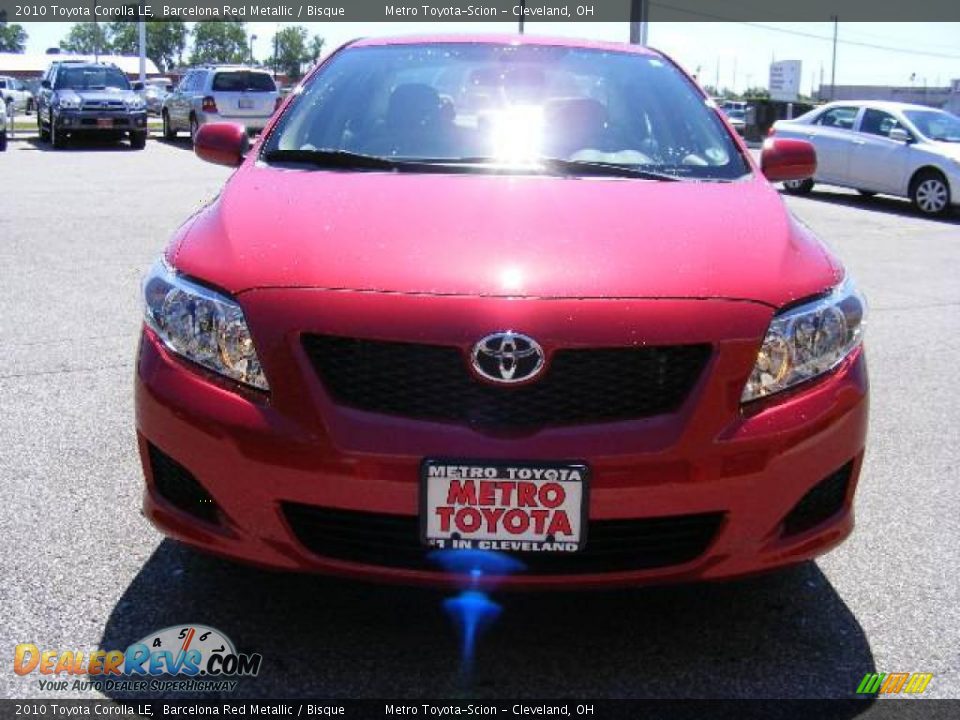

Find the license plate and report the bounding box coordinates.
[96,118,113,128]
[238,98,254,109]
[421,460,588,552]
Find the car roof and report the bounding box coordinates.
[820,100,942,113]
[204,65,272,72]
[349,33,660,57]
[54,62,119,70]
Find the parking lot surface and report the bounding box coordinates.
[1,136,958,701]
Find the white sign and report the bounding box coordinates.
[769,60,802,102]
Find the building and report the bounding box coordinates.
[0,52,161,81]
[818,80,960,114]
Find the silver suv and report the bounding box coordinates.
[162,66,279,142]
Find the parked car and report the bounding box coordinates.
[772,100,960,216]
[0,75,34,114]
[161,65,279,142]
[133,77,173,115]
[0,100,7,151]
[36,62,148,149]
[723,106,747,136]
[137,35,867,589]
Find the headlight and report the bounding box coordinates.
[57,96,81,110]
[742,277,865,403]
[142,257,269,391]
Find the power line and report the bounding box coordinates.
[649,4,960,60]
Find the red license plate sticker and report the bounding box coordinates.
[421,460,588,553]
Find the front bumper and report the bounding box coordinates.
[136,291,868,589]
[56,109,147,132]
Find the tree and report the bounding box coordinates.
[268,26,309,81]
[0,22,28,53]
[307,35,325,64]
[108,20,187,71]
[743,87,771,100]
[59,22,108,55]
[190,21,248,65]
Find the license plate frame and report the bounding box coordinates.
[96,118,113,128]
[420,459,589,552]
[238,97,255,110]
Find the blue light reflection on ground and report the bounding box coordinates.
[430,549,526,683]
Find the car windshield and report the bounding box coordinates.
[56,67,130,91]
[904,109,960,143]
[262,43,749,180]
[213,71,277,92]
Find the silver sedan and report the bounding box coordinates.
[771,100,960,216]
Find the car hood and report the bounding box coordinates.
[173,166,841,307]
[61,88,136,102]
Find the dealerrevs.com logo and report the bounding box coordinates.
[14,625,262,693]
[856,672,934,695]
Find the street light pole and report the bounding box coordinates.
[830,15,838,101]
[249,34,257,65]
[518,0,525,33]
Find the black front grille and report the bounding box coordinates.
[283,504,724,575]
[148,444,219,523]
[782,462,853,536]
[302,335,711,429]
[81,101,126,112]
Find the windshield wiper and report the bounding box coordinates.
[261,148,420,170]
[420,155,683,181]
[538,157,683,181]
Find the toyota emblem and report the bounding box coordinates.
[471,331,545,384]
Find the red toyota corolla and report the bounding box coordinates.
[136,35,868,589]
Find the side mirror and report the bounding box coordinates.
[760,138,817,183]
[131,81,144,91]
[194,122,249,167]
[41,80,51,89]
[888,127,912,143]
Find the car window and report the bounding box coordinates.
[263,43,750,180]
[815,106,858,130]
[0,80,7,89]
[859,109,901,137]
[904,109,960,143]
[212,71,276,92]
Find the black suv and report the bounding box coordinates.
[37,61,148,149]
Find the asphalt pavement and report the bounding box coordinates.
[1,134,958,703]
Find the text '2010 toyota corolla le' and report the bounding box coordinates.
[135,35,868,589]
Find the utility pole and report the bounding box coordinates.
[518,0,525,33]
[138,19,146,84]
[629,0,650,46]
[273,25,279,79]
[830,15,838,101]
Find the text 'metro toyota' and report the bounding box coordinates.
[136,35,868,589]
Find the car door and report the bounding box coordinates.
[802,105,861,184]
[38,66,55,119]
[171,72,194,127]
[847,108,912,195]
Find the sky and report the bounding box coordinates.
[15,21,960,93]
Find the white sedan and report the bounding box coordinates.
[771,101,960,216]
